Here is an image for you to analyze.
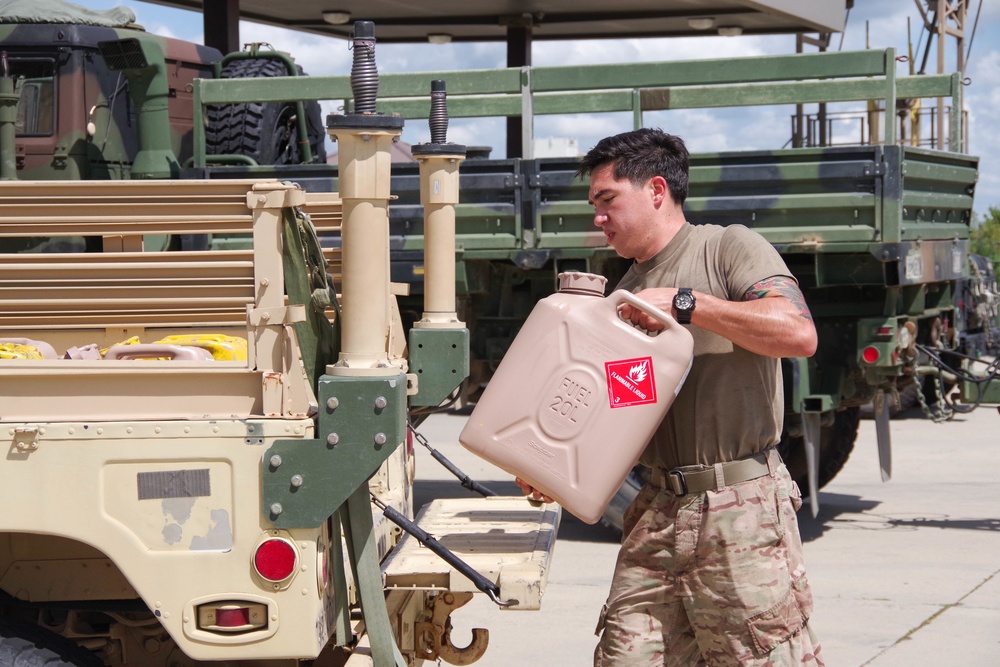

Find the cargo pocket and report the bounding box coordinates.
[787,477,803,513]
[746,588,806,657]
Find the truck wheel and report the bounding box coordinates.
[0,619,103,667]
[600,467,649,533]
[777,407,861,497]
[602,408,861,528]
[205,58,327,165]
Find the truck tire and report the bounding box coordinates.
[600,467,649,533]
[0,619,102,667]
[205,58,327,165]
[601,408,861,529]
[777,407,861,497]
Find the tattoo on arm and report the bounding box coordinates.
[743,276,813,321]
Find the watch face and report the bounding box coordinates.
[675,293,694,310]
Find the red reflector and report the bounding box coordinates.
[254,539,296,582]
[862,346,880,364]
[216,607,250,628]
[876,326,893,336]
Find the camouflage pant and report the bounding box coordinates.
[594,450,823,667]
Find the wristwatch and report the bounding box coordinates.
[673,288,695,324]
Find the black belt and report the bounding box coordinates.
[652,449,775,496]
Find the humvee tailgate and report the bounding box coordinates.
[383,497,560,611]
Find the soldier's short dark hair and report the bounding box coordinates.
[576,128,689,206]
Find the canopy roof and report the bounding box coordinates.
[143,0,847,43]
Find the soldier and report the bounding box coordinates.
[522,127,822,666]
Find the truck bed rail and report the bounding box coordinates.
[0,179,339,421]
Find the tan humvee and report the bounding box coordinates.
[0,177,557,666]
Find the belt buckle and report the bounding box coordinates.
[666,469,688,496]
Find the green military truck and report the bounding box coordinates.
[0,0,326,185]
[2,3,994,520]
[184,46,993,518]
[360,49,991,515]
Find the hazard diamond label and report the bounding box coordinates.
[605,357,657,408]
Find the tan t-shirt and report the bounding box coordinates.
[616,222,792,469]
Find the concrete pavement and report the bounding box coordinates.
[410,401,1000,666]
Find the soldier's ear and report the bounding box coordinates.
[649,176,669,205]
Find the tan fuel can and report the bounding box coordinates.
[460,272,694,524]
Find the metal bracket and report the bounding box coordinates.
[248,304,306,326]
[261,372,407,528]
[408,328,469,407]
[415,592,488,666]
[12,426,39,454]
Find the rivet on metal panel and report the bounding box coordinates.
[374,396,388,409]
[269,455,283,468]
[374,433,387,445]
[327,397,340,410]
[270,503,283,516]
[291,475,304,488]
[327,433,340,446]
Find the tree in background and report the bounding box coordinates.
[971,206,1000,262]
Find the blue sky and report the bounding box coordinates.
[68,0,999,219]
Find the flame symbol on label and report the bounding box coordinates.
[628,361,648,383]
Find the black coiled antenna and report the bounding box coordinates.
[428,79,449,143]
[349,21,378,113]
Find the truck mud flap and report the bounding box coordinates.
[382,497,560,611]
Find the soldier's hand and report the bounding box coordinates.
[619,287,681,331]
[515,477,554,503]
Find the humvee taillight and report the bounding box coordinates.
[196,601,268,633]
[254,538,297,582]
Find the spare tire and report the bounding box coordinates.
[205,58,326,165]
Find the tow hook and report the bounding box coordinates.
[415,591,488,665]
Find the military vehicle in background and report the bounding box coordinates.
[0,0,325,186]
[182,44,997,522]
[3,2,996,523]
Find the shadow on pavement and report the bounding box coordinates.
[796,491,1000,542]
[414,479,623,544]
[796,492,882,542]
[885,516,1000,531]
